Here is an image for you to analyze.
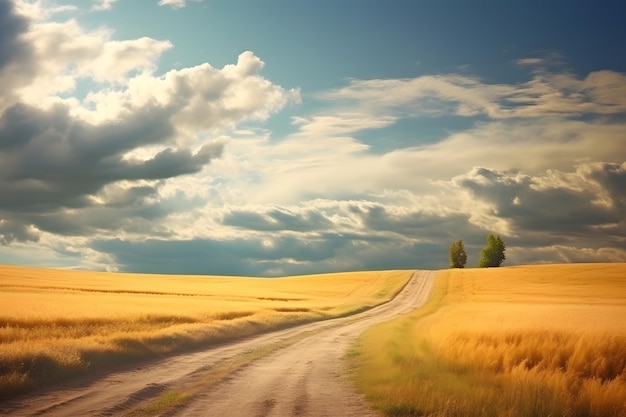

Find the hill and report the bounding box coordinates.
[350,263,626,417]
[0,265,412,399]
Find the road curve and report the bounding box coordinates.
[2,271,436,417]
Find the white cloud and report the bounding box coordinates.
[291,113,397,136]
[1,0,625,273]
[0,3,299,131]
[319,74,510,118]
[0,17,173,112]
[158,0,203,9]
[12,0,76,20]
[91,0,117,11]
[80,51,300,138]
[83,157,626,273]
[510,245,626,264]
[450,162,626,241]
[319,68,626,119]
[208,113,625,209]
[0,3,299,264]
[516,58,544,66]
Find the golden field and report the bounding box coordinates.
[350,263,626,417]
[0,265,412,399]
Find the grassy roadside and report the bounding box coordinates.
[349,264,626,417]
[0,265,412,400]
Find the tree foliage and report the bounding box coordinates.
[449,240,467,268]
[479,234,506,267]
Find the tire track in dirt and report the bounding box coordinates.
[170,270,435,417]
[1,271,435,417]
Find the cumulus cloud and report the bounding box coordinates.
[0,0,624,275]
[182,59,624,273]
[0,3,297,249]
[0,0,35,109]
[93,197,482,274]
[0,0,29,70]
[91,226,445,276]
[212,161,624,274]
[0,98,225,241]
[0,218,39,245]
[0,102,223,205]
[213,114,625,209]
[450,163,626,252]
[81,51,299,134]
[0,8,172,111]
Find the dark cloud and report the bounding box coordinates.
[221,202,489,270]
[0,7,293,248]
[0,101,222,243]
[0,1,622,274]
[122,144,223,180]
[92,233,445,277]
[223,207,332,232]
[0,103,172,208]
[358,241,444,271]
[454,164,626,253]
[3,182,212,240]
[102,185,158,208]
[587,162,626,212]
[0,218,38,245]
[359,204,485,242]
[92,236,344,276]
[91,197,458,275]
[0,1,37,110]
[0,0,30,71]
[52,159,626,274]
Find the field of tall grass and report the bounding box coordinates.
[350,263,626,417]
[0,265,412,399]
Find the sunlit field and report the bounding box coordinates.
[350,264,626,417]
[0,265,412,399]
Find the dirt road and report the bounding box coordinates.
[2,270,435,417]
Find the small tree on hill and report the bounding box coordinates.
[479,234,506,267]
[449,240,467,268]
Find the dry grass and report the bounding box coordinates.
[0,265,412,399]
[350,263,626,417]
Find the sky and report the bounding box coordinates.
[0,0,625,276]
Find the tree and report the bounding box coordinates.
[479,234,506,267]
[449,240,467,268]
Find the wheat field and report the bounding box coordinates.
[350,263,626,417]
[0,265,412,399]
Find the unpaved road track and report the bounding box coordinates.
[2,271,435,417]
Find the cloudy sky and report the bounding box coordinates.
[0,0,625,276]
